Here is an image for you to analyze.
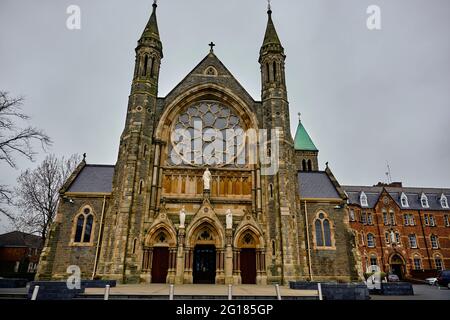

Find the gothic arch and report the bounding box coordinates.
[186,218,224,248]
[233,214,265,249]
[145,223,177,247]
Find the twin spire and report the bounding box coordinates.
[140,0,160,42]
[139,1,283,55]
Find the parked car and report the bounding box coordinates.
[388,273,400,282]
[437,270,450,288]
[425,277,438,285]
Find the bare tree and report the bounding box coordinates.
[12,154,81,242]
[0,91,52,168]
[0,91,52,219]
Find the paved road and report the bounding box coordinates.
[371,284,450,300]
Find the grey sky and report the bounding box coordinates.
[1,0,450,232]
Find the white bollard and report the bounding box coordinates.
[169,284,174,300]
[275,284,281,300]
[228,284,232,300]
[318,283,323,300]
[31,285,40,300]
[104,284,110,300]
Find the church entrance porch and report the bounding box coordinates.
[151,247,169,283]
[193,245,216,284]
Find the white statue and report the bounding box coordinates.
[203,168,212,190]
[179,206,186,228]
[226,209,233,229]
[390,230,396,244]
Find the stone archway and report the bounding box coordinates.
[142,225,177,284]
[233,222,266,285]
[389,254,406,280]
[184,219,225,284]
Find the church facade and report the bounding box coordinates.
[36,3,360,285]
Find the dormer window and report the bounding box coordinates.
[400,193,409,208]
[441,194,449,209]
[360,192,368,207]
[420,193,429,208]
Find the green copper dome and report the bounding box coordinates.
[294,121,318,151]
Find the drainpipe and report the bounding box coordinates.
[418,210,432,269]
[374,212,385,272]
[92,195,107,279]
[304,200,313,281]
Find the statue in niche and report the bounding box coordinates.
[226,209,233,229]
[179,206,186,228]
[203,168,212,190]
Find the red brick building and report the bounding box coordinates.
[0,231,43,278]
[343,183,450,280]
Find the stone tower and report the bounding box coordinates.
[98,1,163,282]
[259,6,301,283]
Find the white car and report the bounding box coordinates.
[425,277,438,285]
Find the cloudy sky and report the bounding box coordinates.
[1,0,449,232]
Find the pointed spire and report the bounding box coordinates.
[294,120,318,151]
[141,0,160,41]
[261,2,282,49]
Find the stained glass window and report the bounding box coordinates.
[169,101,245,167]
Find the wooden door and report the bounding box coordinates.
[151,247,169,283]
[240,249,256,284]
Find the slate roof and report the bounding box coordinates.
[343,185,450,210]
[66,165,115,193]
[294,121,318,151]
[298,171,341,199]
[0,231,43,248]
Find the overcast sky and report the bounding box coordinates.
[1,0,449,232]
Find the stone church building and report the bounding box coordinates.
[36,3,360,284]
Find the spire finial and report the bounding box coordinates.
[209,42,215,53]
[267,0,272,15]
[83,153,86,162]
[153,0,157,8]
[298,112,301,123]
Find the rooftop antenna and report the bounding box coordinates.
[385,161,392,184]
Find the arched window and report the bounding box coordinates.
[74,215,84,243]
[150,57,155,77]
[83,214,93,243]
[430,235,439,249]
[382,209,388,225]
[440,194,449,209]
[302,159,307,171]
[269,184,273,199]
[73,207,95,244]
[420,193,429,208]
[434,255,443,271]
[315,219,323,246]
[314,212,333,248]
[271,240,276,256]
[360,192,368,207]
[370,254,377,267]
[400,192,409,208]
[272,61,277,81]
[142,55,149,76]
[266,63,270,82]
[307,159,312,172]
[367,233,375,248]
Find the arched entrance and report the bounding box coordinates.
[390,254,405,280]
[236,229,260,284]
[189,223,222,284]
[142,225,177,284]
